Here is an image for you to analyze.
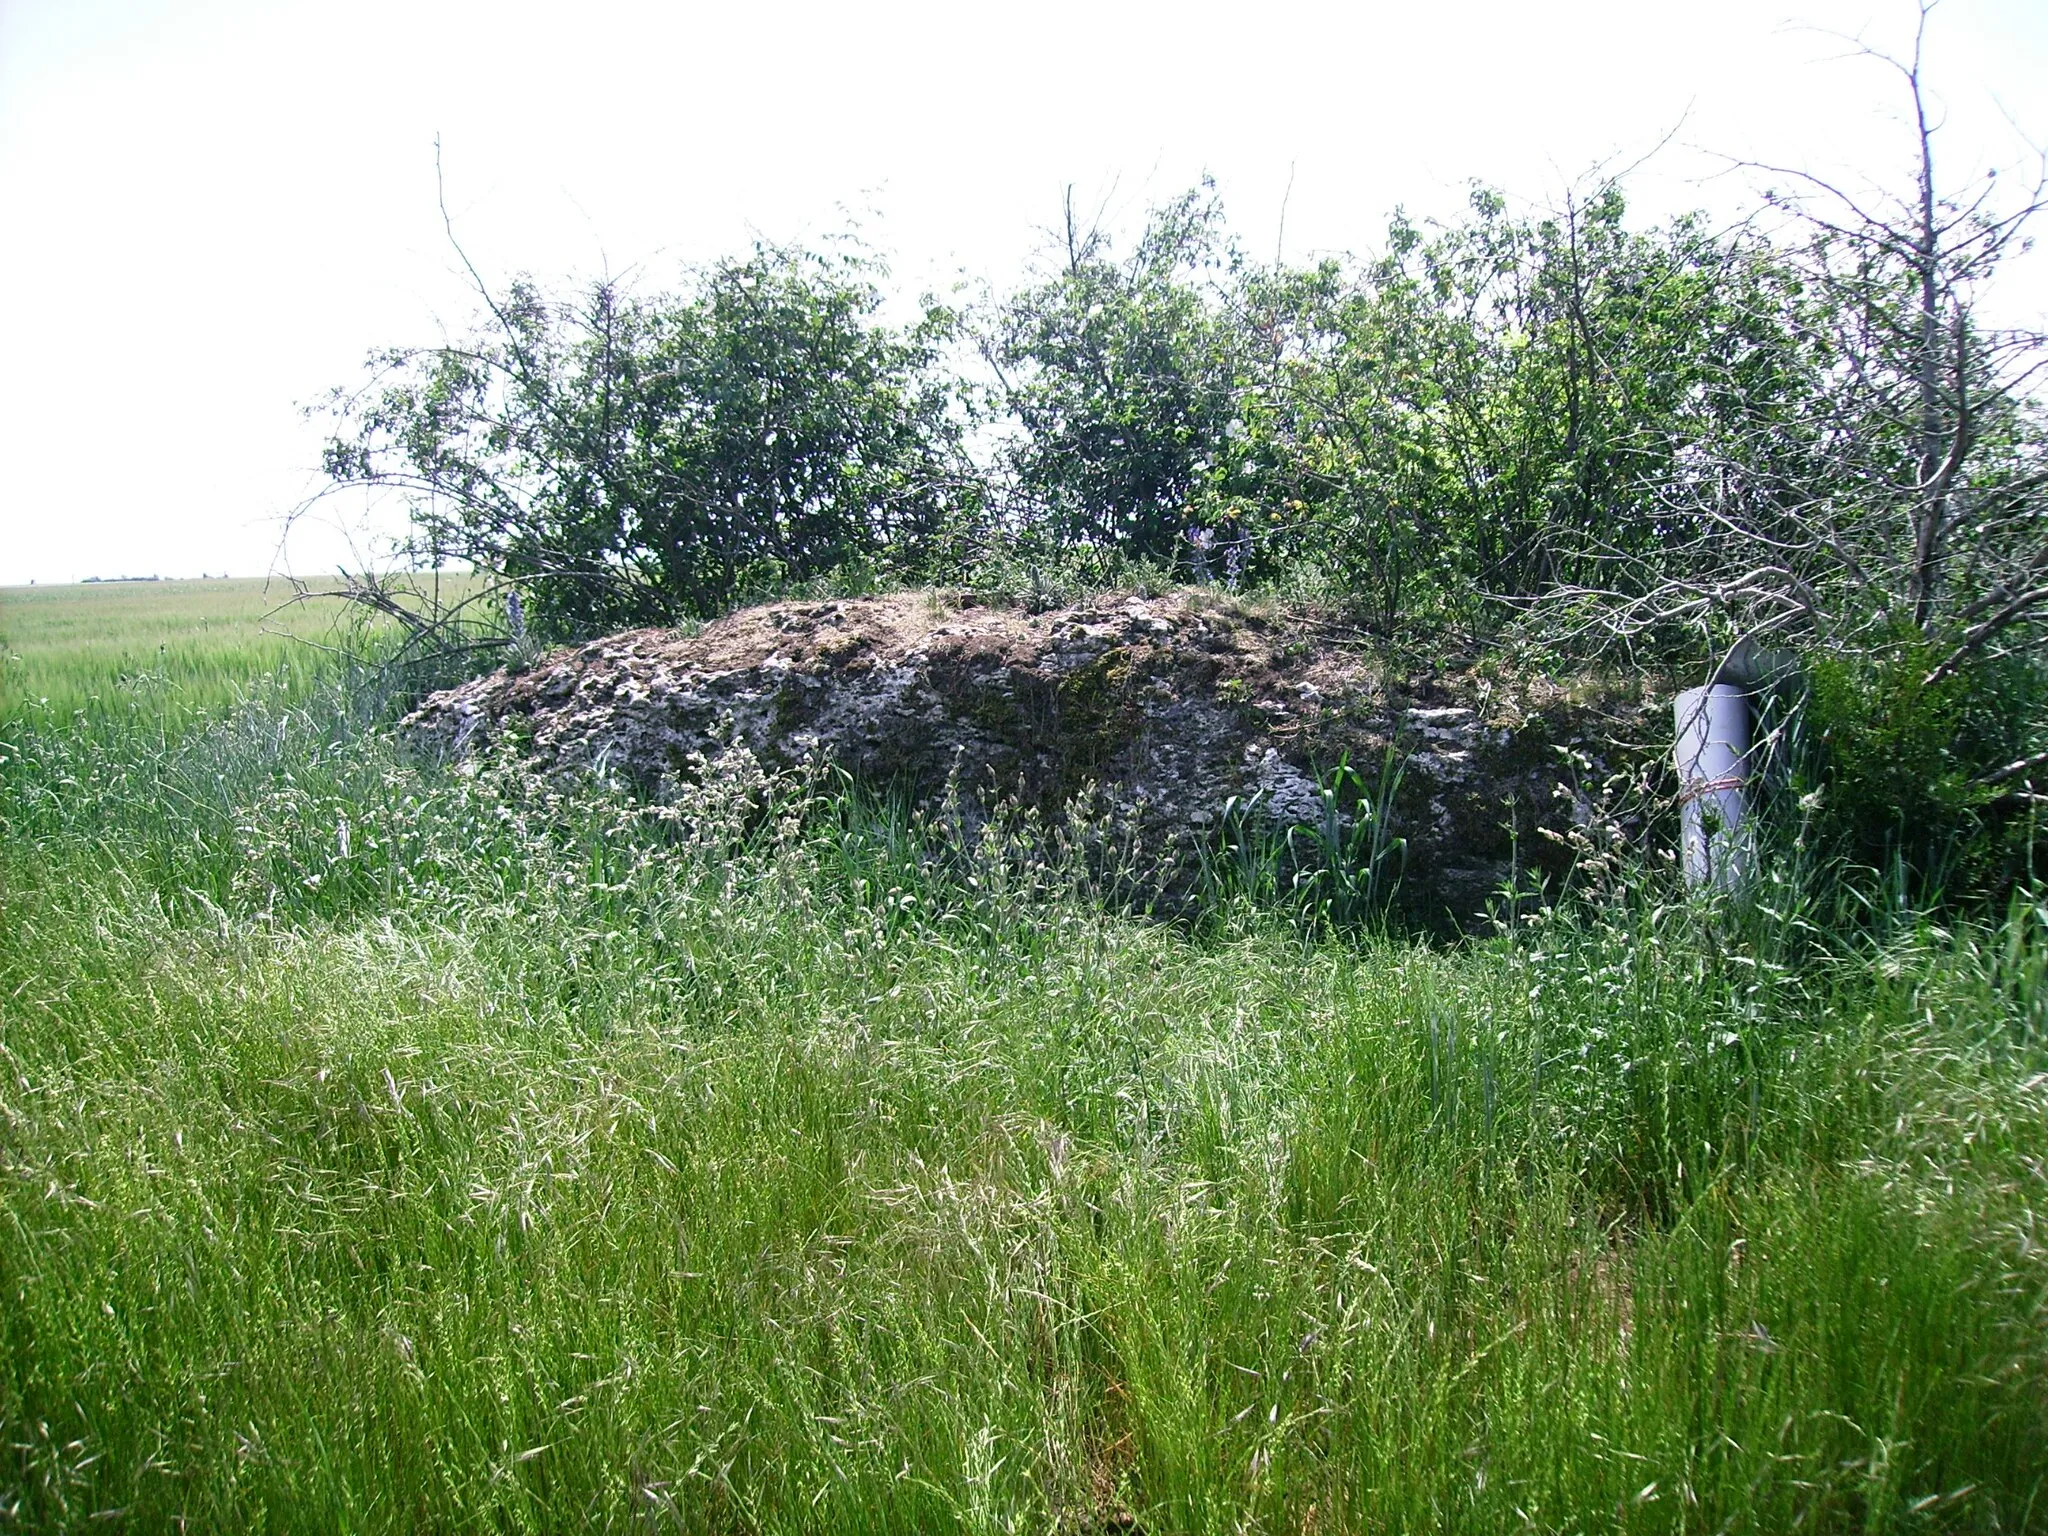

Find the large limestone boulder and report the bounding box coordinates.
[403,590,1666,928]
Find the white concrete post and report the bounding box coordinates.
[1675,684,1752,890]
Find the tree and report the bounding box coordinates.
[984,185,1244,569]
[314,236,977,639]
[1165,186,1783,628]
[1509,6,2048,889]
[1539,4,2048,686]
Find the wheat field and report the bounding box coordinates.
[0,575,484,722]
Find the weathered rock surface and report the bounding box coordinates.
[403,590,1667,927]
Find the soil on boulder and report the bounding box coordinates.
[403,589,1669,929]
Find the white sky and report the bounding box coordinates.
[2,0,2044,585]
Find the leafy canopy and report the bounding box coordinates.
[318,241,974,639]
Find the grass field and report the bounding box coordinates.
[0,575,480,723]
[2,623,2047,1531]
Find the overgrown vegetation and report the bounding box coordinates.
[4,673,2048,1531]
[307,25,2048,899]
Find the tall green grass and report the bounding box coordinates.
[2,681,2046,1531]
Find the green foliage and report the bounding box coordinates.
[318,241,977,639]
[315,156,2044,680]
[1349,191,1808,603]
[969,182,1827,633]
[1802,647,2048,897]
[985,185,1244,570]
[1195,749,1409,932]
